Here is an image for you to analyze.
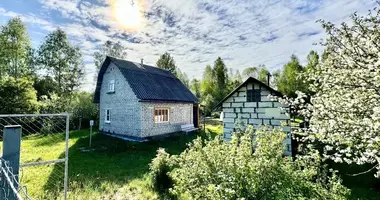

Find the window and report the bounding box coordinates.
[105,109,111,123]
[109,80,115,92]
[154,108,169,123]
[247,89,261,102]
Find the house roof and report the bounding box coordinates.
[213,77,282,110]
[94,56,199,104]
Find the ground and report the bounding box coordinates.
[12,118,380,199]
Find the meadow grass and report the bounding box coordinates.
[11,122,221,199]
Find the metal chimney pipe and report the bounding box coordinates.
[141,58,144,65]
[267,72,271,86]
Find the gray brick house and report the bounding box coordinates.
[214,77,292,155]
[94,56,199,140]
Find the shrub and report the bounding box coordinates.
[150,126,350,199]
[149,148,178,194]
[0,76,39,114]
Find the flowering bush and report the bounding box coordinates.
[150,126,349,199]
[276,4,380,177]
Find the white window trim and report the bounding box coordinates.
[105,109,111,124]
[154,108,170,123]
[108,80,115,92]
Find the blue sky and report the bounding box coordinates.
[0,0,376,91]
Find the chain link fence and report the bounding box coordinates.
[0,114,69,200]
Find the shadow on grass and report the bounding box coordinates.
[43,129,203,199]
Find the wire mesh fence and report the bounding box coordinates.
[0,158,30,200]
[0,114,69,200]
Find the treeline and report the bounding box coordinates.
[0,17,96,129]
[154,50,321,114]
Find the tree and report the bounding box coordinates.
[212,57,228,101]
[0,77,39,114]
[93,40,128,75]
[305,50,319,71]
[37,28,84,97]
[176,68,189,87]
[156,52,177,76]
[71,92,99,130]
[228,69,242,90]
[0,17,32,78]
[190,79,201,98]
[200,65,214,98]
[282,5,380,177]
[277,55,305,97]
[257,66,270,84]
[242,66,258,80]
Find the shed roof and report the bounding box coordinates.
[213,77,282,110]
[94,56,199,103]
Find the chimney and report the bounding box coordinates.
[141,58,144,65]
[267,72,271,86]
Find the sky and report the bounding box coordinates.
[0,0,376,91]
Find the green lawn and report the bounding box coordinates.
[16,125,219,199]
[11,120,380,199]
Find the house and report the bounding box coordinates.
[213,77,292,155]
[94,56,199,141]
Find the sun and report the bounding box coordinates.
[111,0,143,31]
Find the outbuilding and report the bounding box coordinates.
[214,77,292,155]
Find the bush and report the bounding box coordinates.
[150,126,350,199]
[149,148,178,194]
[0,76,39,114]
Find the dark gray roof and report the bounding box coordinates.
[94,56,199,103]
[213,77,282,110]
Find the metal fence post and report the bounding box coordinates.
[2,125,22,200]
[64,113,69,200]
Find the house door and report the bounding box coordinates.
[193,104,199,128]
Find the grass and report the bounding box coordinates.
[13,123,220,200]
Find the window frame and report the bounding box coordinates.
[247,89,261,102]
[154,108,170,123]
[105,109,111,123]
[108,80,115,92]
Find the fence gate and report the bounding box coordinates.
[0,114,69,200]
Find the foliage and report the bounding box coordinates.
[156,52,177,76]
[37,28,84,97]
[71,92,99,129]
[93,40,128,70]
[149,148,178,194]
[149,126,350,199]
[33,76,59,100]
[227,68,242,90]
[277,55,306,97]
[190,78,201,98]
[278,5,380,177]
[176,68,190,87]
[242,66,258,79]
[0,76,39,114]
[0,17,33,78]
[212,57,229,101]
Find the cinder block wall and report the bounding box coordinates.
[222,82,292,155]
[140,102,193,137]
[99,63,142,137]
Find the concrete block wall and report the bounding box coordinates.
[99,63,142,137]
[140,102,193,137]
[222,82,292,155]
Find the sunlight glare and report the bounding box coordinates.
[111,0,142,31]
